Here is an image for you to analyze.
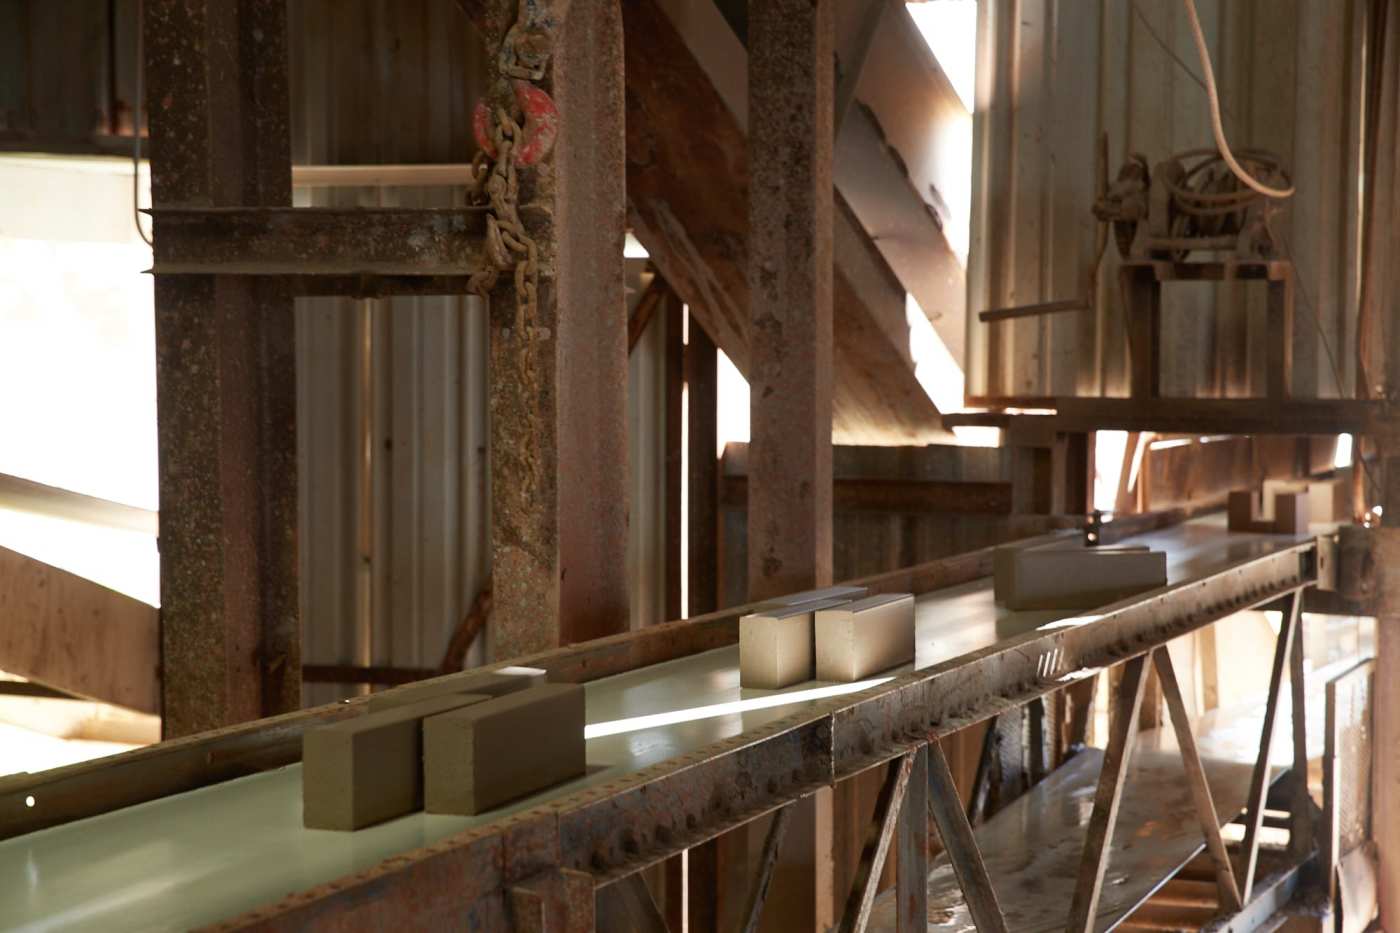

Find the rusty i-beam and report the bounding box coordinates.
[468,0,631,658]
[144,0,300,737]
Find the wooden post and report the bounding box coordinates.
[665,297,684,620]
[1124,265,1161,400]
[897,746,930,932]
[747,0,834,601]
[145,0,301,736]
[928,741,1008,932]
[488,1,630,657]
[687,319,720,616]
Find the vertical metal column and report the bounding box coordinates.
[487,0,630,657]
[145,0,300,736]
[746,0,835,602]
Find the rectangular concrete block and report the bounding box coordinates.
[424,683,586,816]
[1002,548,1167,611]
[366,666,547,714]
[739,597,851,689]
[814,593,915,681]
[303,693,489,831]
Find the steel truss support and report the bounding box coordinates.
[840,752,915,932]
[1067,653,1151,931]
[1153,647,1244,912]
[738,803,794,933]
[927,741,1008,932]
[1238,592,1303,902]
[595,873,668,932]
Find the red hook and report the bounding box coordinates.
[472,80,560,167]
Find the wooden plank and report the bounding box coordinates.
[1238,591,1300,902]
[1124,265,1161,399]
[1266,268,1295,400]
[0,545,158,713]
[840,753,915,933]
[1153,647,1243,911]
[722,475,1013,515]
[738,803,793,933]
[928,741,1008,933]
[1067,653,1150,931]
[1371,524,1399,928]
[0,472,157,535]
[896,746,929,933]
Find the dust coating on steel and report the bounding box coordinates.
[926,740,1008,933]
[1238,592,1300,902]
[148,207,491,276]
[1152,646,1244,911]
[738,802,794,933]
[841,752,916,933]
[1067,653,1151,931]
[896,745,929,932]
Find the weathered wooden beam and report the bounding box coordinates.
[145,0,300,736]
[487,0,630,657]
[1152,647,1242,912]
[1373,468,1400,926]
[621,0,944,445]
[1067,653,1150,931]
[0,546,158,713]
[1238,592,1301,902]
[747,0,834,600]
[928,740,1008,933]
[721,475,1013,515]
[665,296,684,621]
[301,664,437,686]
[148,207,489,276]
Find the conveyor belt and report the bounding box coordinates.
[0,516,1320,931]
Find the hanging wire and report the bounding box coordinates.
[1181,0,1296,199]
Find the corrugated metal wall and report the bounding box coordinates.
[967,0,1368,402]
[288,0,666,703]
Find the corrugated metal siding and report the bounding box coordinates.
[967,0,1366,401]
[287,0,666,702]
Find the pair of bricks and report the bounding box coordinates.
[739,586,916,689]
[302,669,586,831]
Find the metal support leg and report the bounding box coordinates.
[967,715,997,826]
[896,746,929,932]
[928,740,1009,933]
[1287,610,1313,861]
[738,804,793,933]
[839,752,915,933]
[1153,647,1243,911]
[1067,653,1150,931]
[1239,592,1301,902]
[509,868,596,932]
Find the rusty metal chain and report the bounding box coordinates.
[467,2,560,328]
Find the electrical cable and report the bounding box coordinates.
[1181,0,1296,200]
[132,0,152,248]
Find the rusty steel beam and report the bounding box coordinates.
[747,0,835,601]
[145,0,300,737]
[721,475,1014,515]
[149,207,490,276]
[487,0,631,658]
